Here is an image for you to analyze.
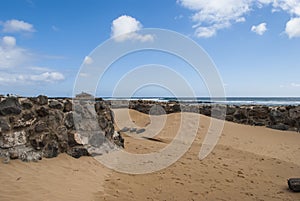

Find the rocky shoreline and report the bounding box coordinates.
[109,99,300,132]
[1,96,299,163]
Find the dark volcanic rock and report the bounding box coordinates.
[47,110,64,129]
[0,96,123,162]
[0,117,10,132]
[226,106,236,115]
[98,116,108,129]
[34,122,48,133]
[249,106,269,119]
[29,132,48,150]
[43,140,59,158]
[36,95,48,105]
[233,109,248,123]
[113,131,124,148]
[49,100,63,110]
[120,127,130,132]
[67,132,80,147]
[130,128,137,133]
[0,97,22,115]
[36,107,49,117]
[63,100,73,112]
[95,101,106,112]
[0,131,27,148]
[289,106,300,119]
[21,100,33,110]
[22,112,35,121]
[9,115,34,129]
[136,128,146,134]
[56,126,68,152]
[267,123,289,131]
[64,112,74,129]
[67,146,89,158]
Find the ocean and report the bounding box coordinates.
[103,97,300,106]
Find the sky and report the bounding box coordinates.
[0,0,300,97]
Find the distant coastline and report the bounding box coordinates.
[102,97,300,106]
[2,94,300,106]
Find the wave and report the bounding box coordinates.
[103,97,300,106]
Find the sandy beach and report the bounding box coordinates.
[1,109,300,201]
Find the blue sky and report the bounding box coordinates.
[0,0,300,97]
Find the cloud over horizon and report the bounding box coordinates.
[0,35,65,85]
[111,15,154,42]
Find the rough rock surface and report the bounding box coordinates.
[0,96,124,162]
[109,100,300,132]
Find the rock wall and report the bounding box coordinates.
[0,95,123,163]
[109,100,300,132]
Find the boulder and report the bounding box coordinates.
[36,107,49,117]
[98,116,108,129]
[67,146,89,158]
[46,110,64,129]
[9,115,35,129]
[29,132,49,150]
[36,95,48,105]
[49,100,63,110]
[22,112,35,121]
[136,128,146,134]
[0,117,10,132]
[56,126,68,152]
[0,131,27,148]
[63,100,73,112]
[120,127,130,132]
[233,109,248,123]
[34,122,48,133]
[289,106,300,119]
[42,140,59,158]
[21,100,33,110]
[64,112,74,129]
[267,123,289,131]
[113,131,124,147]
[249,106,269,119]
[226,106,236,115]
[0,97,22,115]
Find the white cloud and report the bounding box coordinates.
[30,72,64,82]
[178,0,252,37]
[79,72,89,77]
[251,22,267,35]
[29,66,52,72]
[2,36,16,47]
[0,36,31,69]
[178,0,300,38]
[0,36,65,85]
[111,15,154,42]
[285,17,300,38]
[195,27,217,38]
[236,17,246,22]
[0,71,65,85]
[272,0,300,16]
[83,56,93,64]
[2,19,35,33]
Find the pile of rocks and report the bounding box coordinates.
[109,100,300,132]
[0,95,124,162]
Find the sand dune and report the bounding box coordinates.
[1,109,300,200]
